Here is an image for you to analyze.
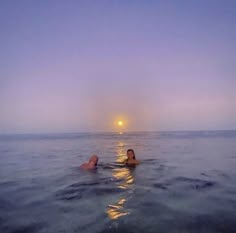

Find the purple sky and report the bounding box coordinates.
[0,1,236,133]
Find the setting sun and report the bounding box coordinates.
[118,121,123,126]
[112,117,127,132]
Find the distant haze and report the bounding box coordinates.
[0,1,236,133]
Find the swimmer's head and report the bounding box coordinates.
[127,149,136,160]
[89,155,99,166]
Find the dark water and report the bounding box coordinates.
[0,131,236,233]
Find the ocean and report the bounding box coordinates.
[0,131,236,233]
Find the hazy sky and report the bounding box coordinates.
[0,0,236,133]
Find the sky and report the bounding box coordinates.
[0,0,236,133]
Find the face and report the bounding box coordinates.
[127,151,134,160]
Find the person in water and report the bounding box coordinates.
[80,155,99,169]
[126,149,140,166]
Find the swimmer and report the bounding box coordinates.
[126,149,140,166]
[80,155,99,170]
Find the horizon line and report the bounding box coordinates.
[1,129,236,136]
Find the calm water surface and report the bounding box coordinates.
[0,131,236,233]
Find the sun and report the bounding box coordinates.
[117,121,123,126]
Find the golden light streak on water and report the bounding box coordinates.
[106,140,133,220]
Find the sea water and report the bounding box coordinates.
[0,131,236,233]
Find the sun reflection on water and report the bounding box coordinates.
[107,197,129,220]
[112,168,134,189]
[106,141,135,220]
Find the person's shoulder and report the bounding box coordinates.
[87,163,96,169]
[80,163,97,170]
[126,159,140,165]
[80,163,89,169]
[131,159,140,165]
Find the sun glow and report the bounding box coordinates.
[117,121,123,126]
[113,117,127,132]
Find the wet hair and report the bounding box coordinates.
[127,149,136,159]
